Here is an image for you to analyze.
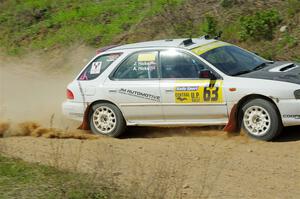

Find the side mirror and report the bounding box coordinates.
[199,70,217,80]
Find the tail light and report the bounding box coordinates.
[67,89,74,100]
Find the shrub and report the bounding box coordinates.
[287,0,300,17]
[240,9,281,41]
[202,15,218,36]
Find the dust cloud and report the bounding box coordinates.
[0,45,95,130]
[0,121,100,139]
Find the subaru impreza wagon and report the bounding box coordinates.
[62,37,300,141]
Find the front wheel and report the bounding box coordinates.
[89,103,126,137]
[240,99,282,141]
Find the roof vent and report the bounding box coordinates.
[269,63,299,72]
[181,38,195,46]
[199,35,210,40]
[199,31,223,40]
[279,64,296,72]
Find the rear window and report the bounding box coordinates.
[78,53,122,80]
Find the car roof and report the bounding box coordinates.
[107,37,218,52]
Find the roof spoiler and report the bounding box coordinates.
[96,45,120,54]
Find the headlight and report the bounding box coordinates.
[294,90,300,99]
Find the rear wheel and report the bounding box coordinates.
[89,103,126,137]
[240,99,282,141]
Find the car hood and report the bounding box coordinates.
[240,61,300,85]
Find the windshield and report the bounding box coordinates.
[200,45,268,76]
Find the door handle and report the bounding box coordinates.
[109,89,117,93]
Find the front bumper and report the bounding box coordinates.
[277,99,300,126]
[62,100,85,121]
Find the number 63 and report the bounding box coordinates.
[203,87,219,101]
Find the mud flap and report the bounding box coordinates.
[78,105,91,130]
[223,104,239,132]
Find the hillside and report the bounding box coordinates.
[1,1,300,198]
[0,0,299,61]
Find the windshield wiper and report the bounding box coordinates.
[252,62,268,71]
[252,61,274,71]
[231,70,252,76]
[232,61,273,76]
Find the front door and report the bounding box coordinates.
[159,50,228,124]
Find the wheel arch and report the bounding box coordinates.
[224,94,282,132]
[78,99,126,130]
[237,94,281,116]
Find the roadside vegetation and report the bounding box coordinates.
[0,0,183,54]
[0,155,109,199]
[0,0,299,61]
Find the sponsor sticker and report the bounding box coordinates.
[138,53,156,62]
[119,88,160,102]
[174,80,223,103]
[192,41,230,55]
[90,62,102,74]
[283,115,300,119]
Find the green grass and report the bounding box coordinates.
[0,0,183,54]
[0,0,299,61]
[0,155,108,199]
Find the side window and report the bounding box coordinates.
[78,53,121,81]
[113,51,159,80]
[161,50,207,79]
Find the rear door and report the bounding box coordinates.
[104,51,163,124]
[159,49,228,124]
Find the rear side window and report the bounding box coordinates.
[78,53,121,80]
[113,51,159,80]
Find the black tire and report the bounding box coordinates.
[240,99,282,141]
[89,103,126,137]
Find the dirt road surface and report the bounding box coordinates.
[1,127,300,199]
[0,48,300,198]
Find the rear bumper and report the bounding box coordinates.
[62,100,85,121]
[277,99,300,126]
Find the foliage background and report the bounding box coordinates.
[0,0,299,61]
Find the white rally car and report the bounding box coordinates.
[62,37,300,141]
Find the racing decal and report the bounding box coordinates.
[79,71,88,80]
[174,80,223,103]
[191,41,230,55]
[132,64,156,71]
[138,53,156,62]
[283,115,300,119]
[90,62,102,74]
[133,52,157,72]
[118,88,160,102]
